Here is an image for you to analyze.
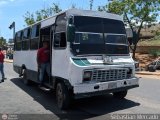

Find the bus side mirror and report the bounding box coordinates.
[128,38,133,45]
[67,25,75,43]
[69,17,73,25]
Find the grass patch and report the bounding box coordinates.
[138,39,160,46]
[149,50,160,57]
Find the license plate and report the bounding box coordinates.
[108,82,117,89]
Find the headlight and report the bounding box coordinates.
[83,71,92,82]
[127,68,133,78]
[134,61,139,68]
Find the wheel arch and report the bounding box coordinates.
[53,77,73,93]
[21,64,26,70]
[19,64,27,77]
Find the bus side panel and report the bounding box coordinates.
[52,48,71,84]
[13,51,23,74]
[13,50,38,82]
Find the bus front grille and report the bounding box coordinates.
[92,69,128,82]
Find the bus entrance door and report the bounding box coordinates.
[39,27,52,87]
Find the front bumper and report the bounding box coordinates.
[73,77,139,99]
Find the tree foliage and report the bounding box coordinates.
[24,12,35,26]
[71,4,76,9]
[0,37,6,47]
[99,0,160,59]
[24,3,62,26]
[90,0,94,10]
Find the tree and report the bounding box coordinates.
[24,3,62,26]
[0,37,6,47]
[98,0,160,59]
[71,4,76,9]
[23,11,35,26]
[52,3,62,13]
[89,0,94,10]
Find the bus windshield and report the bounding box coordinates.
[71,16,129,55]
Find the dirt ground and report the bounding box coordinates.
[135,53,159,68]
[136,74,160,79]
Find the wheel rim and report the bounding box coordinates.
[57,84,64,108]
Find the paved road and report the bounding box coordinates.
[0,63,160,120]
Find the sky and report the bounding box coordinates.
[0,0,160,41]
[0,0,108,40]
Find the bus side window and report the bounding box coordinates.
[15,31,22,51]
[54,13,67,49]
[22,28,30,50]
[54,32,66,48]
[30,24,40,50]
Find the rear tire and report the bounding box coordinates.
[113,90,128,99]
[56,82,71,110]
[22,69,30,85]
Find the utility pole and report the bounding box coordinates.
[9,22,15,40]
[9,22,15,51]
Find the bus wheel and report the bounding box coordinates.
[22,69,30,85]
[56,82,71,110]
[113,90,128,99]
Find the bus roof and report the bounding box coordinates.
[66,8,123,20]
[41,8,123,28]
[18,8,123,32]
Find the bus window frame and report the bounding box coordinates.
[54,31,67,49]
[14,33,17,51]
[30,24,40,50]
[53,13,67,50]
[15,31,23,51]
[22,27,30,50]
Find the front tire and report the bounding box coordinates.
[113,90,128,99]
[56,82,71,110]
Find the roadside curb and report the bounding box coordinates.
[4,59,13,63]
[136,72,160,76]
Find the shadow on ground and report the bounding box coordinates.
[11,78,140,120]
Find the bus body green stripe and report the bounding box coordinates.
[72,58,91,66]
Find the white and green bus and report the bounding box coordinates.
[13,9,139,109]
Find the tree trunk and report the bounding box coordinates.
[132,44,137,60]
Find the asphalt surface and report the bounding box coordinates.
[0,63,160,120]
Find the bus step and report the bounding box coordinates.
[39,86,51,91]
